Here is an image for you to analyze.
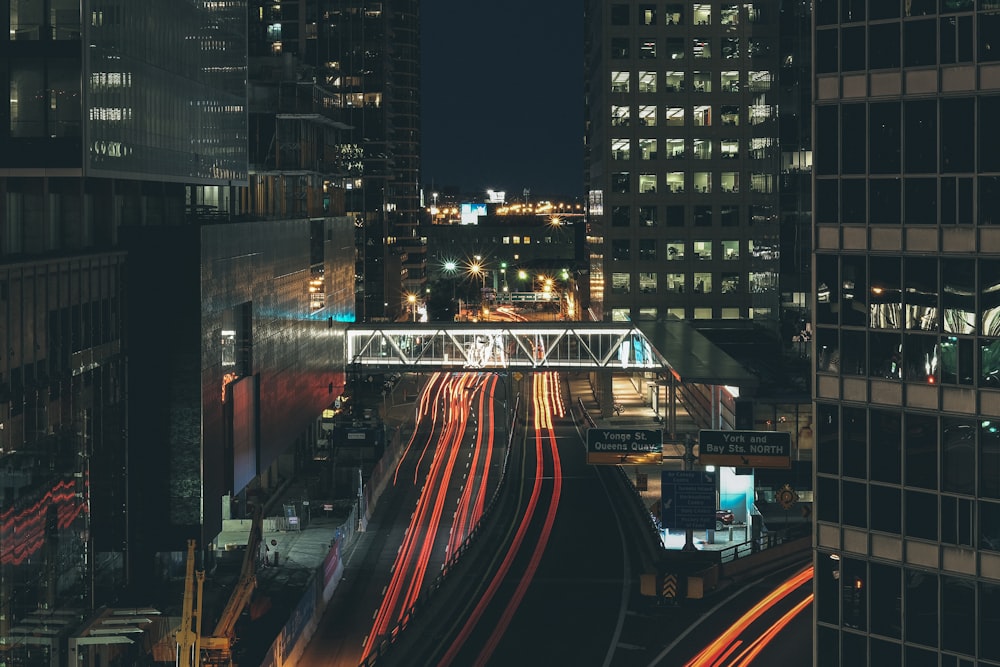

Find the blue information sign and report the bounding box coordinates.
[661,470,716,530]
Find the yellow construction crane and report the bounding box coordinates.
[176,505,264,667]
[175,540,204,667]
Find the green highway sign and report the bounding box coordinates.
[586,428,661,465]
[698,429,791,469]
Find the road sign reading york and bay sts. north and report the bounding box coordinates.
[698,429,792,469]
[661,470,716,530]
[586,428,662,465]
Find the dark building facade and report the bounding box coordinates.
[1,0,247,647]
[123,218,354,585]
[812,1,1000,664]
[1,2,359,661]
[312,1,422,321]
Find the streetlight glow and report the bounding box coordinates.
[406,293,417,322]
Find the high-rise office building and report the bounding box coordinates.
[582,2,815,493]
[311,1,423,321]
[247,1,423,322]
[1,0,245,645]
[584,1,787,328]
[813,1,1000,664]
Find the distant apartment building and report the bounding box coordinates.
[426,203,584,277]
[812,1,1000,665]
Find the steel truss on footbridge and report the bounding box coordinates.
[346,320,756,394]
[346,322,671,372]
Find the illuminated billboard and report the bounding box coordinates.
[460,203,487,225]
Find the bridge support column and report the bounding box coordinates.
[599,371,614,418]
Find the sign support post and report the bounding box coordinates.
[682,434,696,551]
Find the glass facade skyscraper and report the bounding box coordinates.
[2,1,248,637]
[0,5,365,663]
[813,1,1000,664]
[312,1,423,321]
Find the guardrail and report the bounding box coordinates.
[578,397,597,428]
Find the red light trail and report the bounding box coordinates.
[361,371,502,661]
[440,371,564,667]
[0,478,87,566]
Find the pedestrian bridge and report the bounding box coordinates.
[346,320,757,388]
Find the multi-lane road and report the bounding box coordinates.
[295,367,811,667]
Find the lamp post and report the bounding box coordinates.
[407,293,417,322]
[443,260,458,301]
[469,261,486,289]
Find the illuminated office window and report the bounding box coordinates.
[638,71,657,93]
[611,104,631,127]
[611,72,630,94]
[638,105,657,126]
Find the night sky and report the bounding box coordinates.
[420,1,585,199]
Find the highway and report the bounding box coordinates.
[372,371,681,667]
[412,371,635,666]
[295,371,510,666]
[659,564,814,667]
[294,365,812,667]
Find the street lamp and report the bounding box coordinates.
[468,261,486,288]
[406,293,417,322]
[443,259,458,301]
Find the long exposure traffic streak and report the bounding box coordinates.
[360,371,503,661]
[448,373,500,554]
[439,371,565,667]
[683,565,814,667]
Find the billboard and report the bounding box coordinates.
[460,203,487,225]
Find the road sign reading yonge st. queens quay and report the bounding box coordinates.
[586,428,662,465]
